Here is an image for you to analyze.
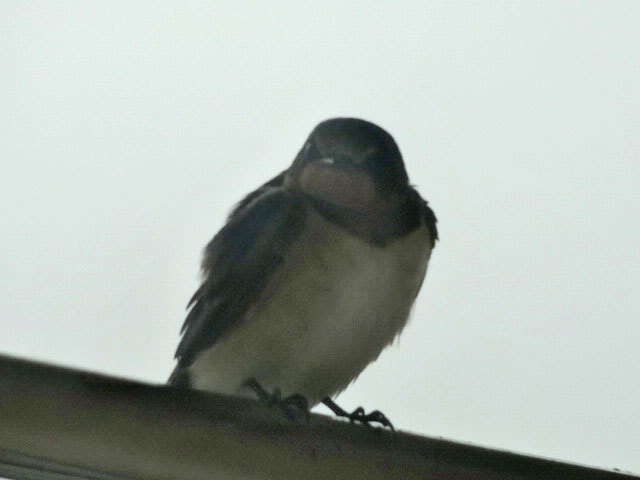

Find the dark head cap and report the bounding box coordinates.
[293,118,409,194]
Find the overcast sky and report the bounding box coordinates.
[1,1,639,474]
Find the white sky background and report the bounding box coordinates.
[1,0,639,473]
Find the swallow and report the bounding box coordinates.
[169,118,438,428]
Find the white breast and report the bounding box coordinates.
[189,208,433,405]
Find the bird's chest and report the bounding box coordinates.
[246,209,432,400]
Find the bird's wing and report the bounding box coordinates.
[415,189,438,246]
[170,173,306,383]
[226,171,286,221]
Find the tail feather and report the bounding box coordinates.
[168,365,191,387]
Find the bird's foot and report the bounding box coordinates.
[244,378,310,424]
[322,397,394,431]
[346,407,394,431]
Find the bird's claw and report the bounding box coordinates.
[244,379,310,424]
[347,407,394,431]
[278,393,311,423]
[322,397,394,431]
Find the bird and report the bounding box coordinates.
[169,118,438,428]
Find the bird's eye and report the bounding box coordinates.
[318,157,334,165]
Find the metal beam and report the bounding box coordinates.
[0,354,636,479]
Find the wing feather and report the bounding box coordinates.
[172,177,306,377]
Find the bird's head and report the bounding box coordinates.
[288,118,409,213]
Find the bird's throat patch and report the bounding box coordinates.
[298,164,379,215]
